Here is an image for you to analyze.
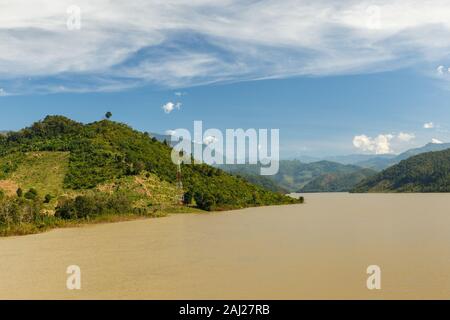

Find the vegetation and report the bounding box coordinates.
[0,116,299,236]
[299,168,376,192]
[352,149,450,192]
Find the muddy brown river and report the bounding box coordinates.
[1,193,450,299]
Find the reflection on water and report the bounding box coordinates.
[1,193,450,299]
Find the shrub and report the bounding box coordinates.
[24,188,38,200]
[183,191,193,205]
[0,197,43,226]
[16,188,23,198]
[194,192,216,211]
[44,194,53,203]
[55,193,133,219]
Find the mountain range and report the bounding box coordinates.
[222,142,450,193]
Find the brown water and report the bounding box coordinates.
[1,193,450,299]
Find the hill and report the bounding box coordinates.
[221,160,368,192]
[0,116,297,215]
[351,149,450,192]
[299,168,377,192]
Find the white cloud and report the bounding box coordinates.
[174,92,186,96]
[353,132,419,153]
[162,101,182,114]
[423,122,434,129]
[431,138,443,144]
[397,132,415,142]
[0,88,5,96]
[3,1,450,93]
[353,134,394,154]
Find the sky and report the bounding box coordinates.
[1,0,450,158]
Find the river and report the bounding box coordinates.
[1,193,450,299]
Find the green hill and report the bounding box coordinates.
[0,116,297,217]
[299,168,377,192]
[351,149,450,192]
[221,160,367,192]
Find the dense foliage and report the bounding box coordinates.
[0,197,43,226]
[352,149,450,192]
[55,193,135,219]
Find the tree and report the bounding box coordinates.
[16,187,23,197]
[105,111,112,119]
[44,194,53,203]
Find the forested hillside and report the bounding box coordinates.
[352,149,450,192]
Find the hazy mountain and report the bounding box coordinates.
[323,154,395,165]
[396,142,450,161]
[352,142,450,170]
[221,160,369,192]
[352,148,450,192]
[299,168,377,193]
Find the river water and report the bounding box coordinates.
[1,193,450,299]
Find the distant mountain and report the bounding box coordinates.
[354,156,397,171]
[352,142,450,170]
[324,154,395,165]
[299,168,377,193]
[221,160,368,192]
[352,148,450,192]
[396,142,450,161]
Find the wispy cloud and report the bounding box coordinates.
[3,1,450,94]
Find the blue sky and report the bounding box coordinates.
[1,1,450,158]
